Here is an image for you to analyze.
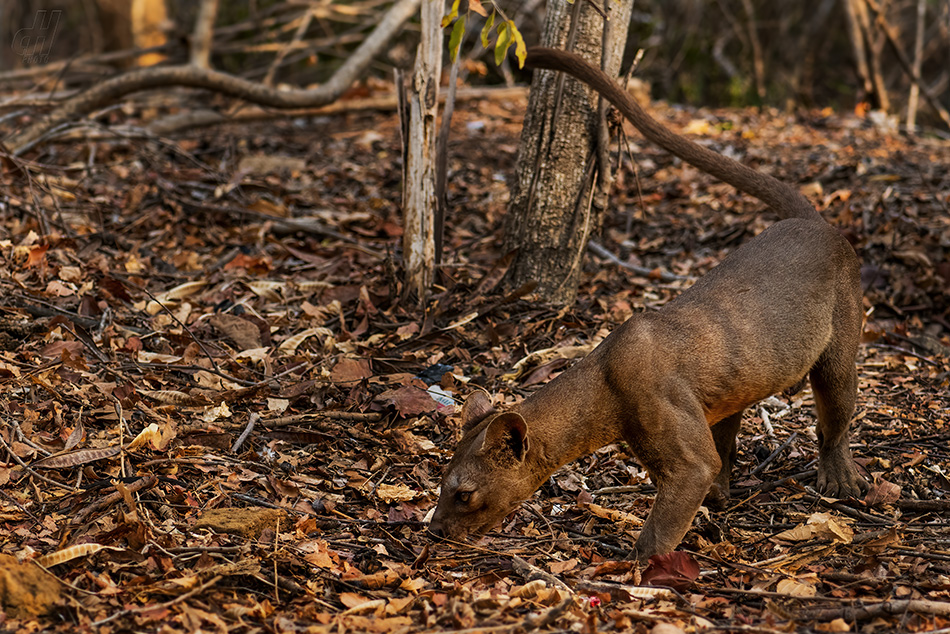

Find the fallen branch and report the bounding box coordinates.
[588,240,689,282]
[896,499,950,512]
[801,599,950,621]
[0,45,173,85]
[7,0,421,155]
[147,86,527,135]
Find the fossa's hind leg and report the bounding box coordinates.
[809,329,867,497]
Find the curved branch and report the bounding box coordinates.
[7,0,421,155]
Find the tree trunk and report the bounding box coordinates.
[843,0,873,96]
[402,0,443,301]
[853,0,891,111]
[906,0,925,130]
[502,0,633,306]
[190,0,219,69]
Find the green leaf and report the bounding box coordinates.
[449,14,466,62]
[494,21,510,66]
[509,21,526,68]
[441,0,460,29]
[480,11,495,48]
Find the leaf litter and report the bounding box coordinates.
[0,94,949,633]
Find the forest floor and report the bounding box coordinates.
[1,86,950,633]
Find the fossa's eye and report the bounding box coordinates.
[455,490,472,505]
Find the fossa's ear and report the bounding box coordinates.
[460,391,495,431]
[479,413,529,462]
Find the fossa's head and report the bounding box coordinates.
[428,392,536,541]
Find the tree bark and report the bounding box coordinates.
[855,0,891,111]
[738,0,766,100]
[502,0,633,306]
[190,0,219,69]
[401,0,443,300]
[906,0,925,130]
[843,0,875,103]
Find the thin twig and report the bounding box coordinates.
[588,240,689,281]
[867,342,941,366]
[749,432,798,477]
[119,277,223,373]
[90,574,224,628]
[231,413,259,453]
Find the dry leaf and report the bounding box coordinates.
[864,476,902,506]
[776,577,816,597]
[581,501,643,527]
[641,552,700,591]
[331,357,372,382]
[376,483,418,503]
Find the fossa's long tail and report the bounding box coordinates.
[525,47,823,223]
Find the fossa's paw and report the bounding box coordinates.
[703,483,731,510]
[816,458,868,498]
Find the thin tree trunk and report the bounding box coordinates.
[906,0,925,130]
[738,0,766,100]
[843,0,873,96]
[190,0,219,69]
[503,0,633,306]
[402,0,443,300]
[435,55,461,266]
[855,0,891,111]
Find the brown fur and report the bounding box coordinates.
[428,48,867,560]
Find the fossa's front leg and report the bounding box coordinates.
[625,406,720,560]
